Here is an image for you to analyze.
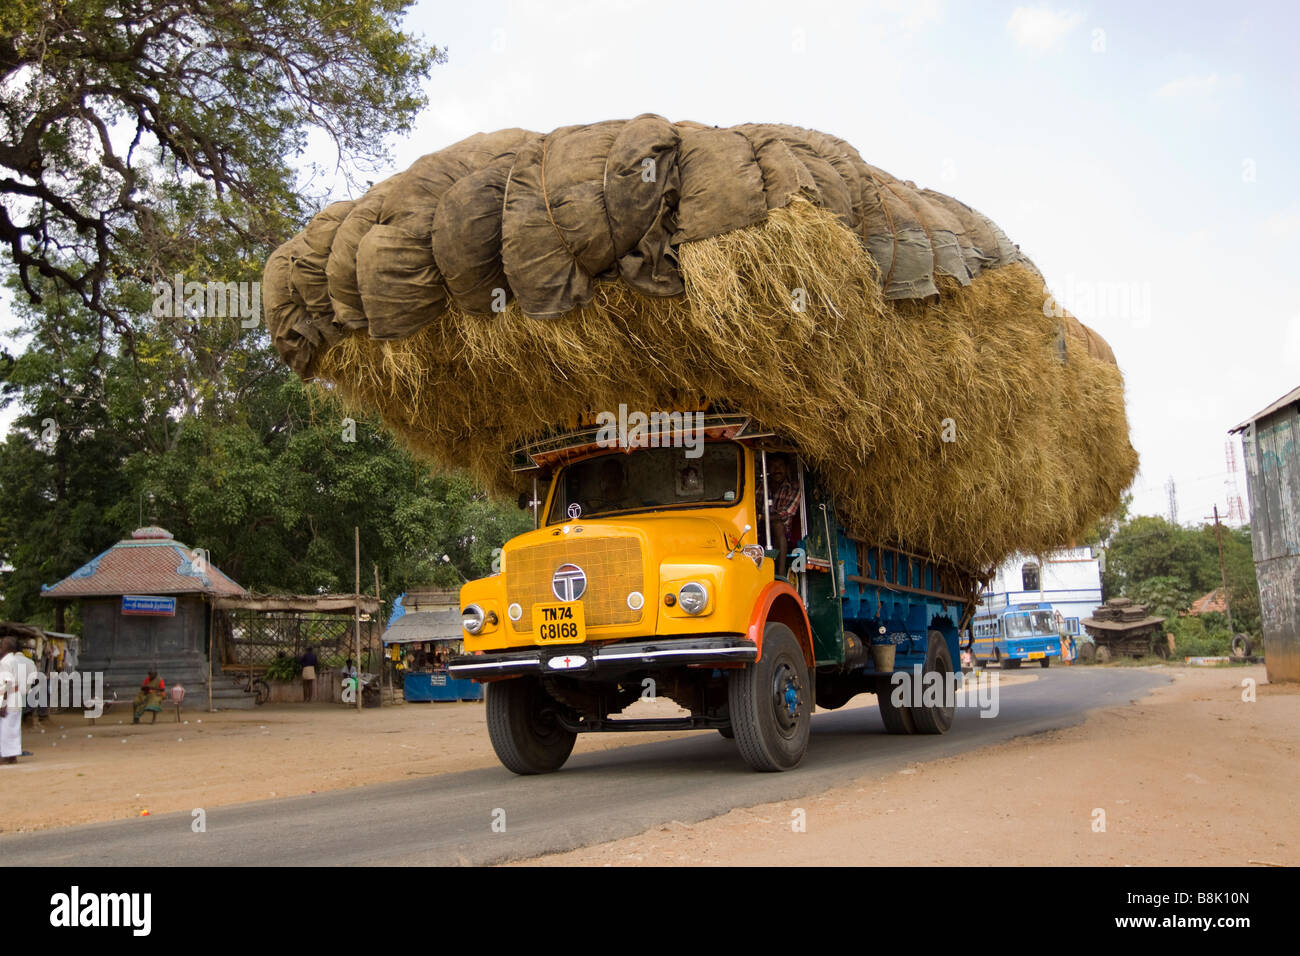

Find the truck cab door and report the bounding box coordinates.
[797,464,845,666]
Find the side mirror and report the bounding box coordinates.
[517,493,530,511]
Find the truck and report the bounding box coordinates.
[448,413,983,773]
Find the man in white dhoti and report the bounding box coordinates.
[0,636,22,764]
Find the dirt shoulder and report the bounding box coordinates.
[517,664,1298,866]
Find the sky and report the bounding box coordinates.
[4,0,1298,528]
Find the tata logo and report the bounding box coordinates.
[552,563,587,601]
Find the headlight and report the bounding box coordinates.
[462,604,485,635]
[677,582,708,615]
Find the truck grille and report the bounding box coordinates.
[507,536,644,631]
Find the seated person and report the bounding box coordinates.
[133,669,166,724]
[758,455,802,578]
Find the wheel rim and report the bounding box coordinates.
[770,659,804,738]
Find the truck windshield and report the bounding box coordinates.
[547,444,742,523]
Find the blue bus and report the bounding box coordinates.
[969,601,1061,669]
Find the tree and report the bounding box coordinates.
[0,0,442,333]
[1130,576,1188,620]
[1102,515,1196,597]
[2,262,531,625]
[124,378,531,600]
[0,276,135,623]
[1101,512,1262,638]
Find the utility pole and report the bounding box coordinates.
[1211,505,1235,635]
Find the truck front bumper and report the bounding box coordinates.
[448,635,757,681]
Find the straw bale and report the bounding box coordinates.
[263,119,1138,570]
[303,198,1136,571]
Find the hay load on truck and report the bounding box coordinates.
[263,117,1139,773]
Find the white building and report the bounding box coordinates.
[977,546,1103,634]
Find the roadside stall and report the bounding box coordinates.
[0,623,81,717]
[210,593,383,707]
[382,589,483,702]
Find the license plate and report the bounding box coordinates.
[1027,651,1045,660]
[533,602,586,644]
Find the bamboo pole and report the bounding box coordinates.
[355,527,362,713]
[207,600,214,713]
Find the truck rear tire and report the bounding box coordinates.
[876,675,915,734]
[909,631,956,735]
[485,676,576,775]
[728,622,811,771]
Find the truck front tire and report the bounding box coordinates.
[485,676,576,775]
[728,623,812,771]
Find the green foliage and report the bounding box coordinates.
[0,3,532,632]
[0,278,530,627]
[0,279,135,621]
[1129,575,1189,619]
[1101,513,1260,636]
[1167,615,1233,658]
[1,0,443,330]
[266,655,302,681]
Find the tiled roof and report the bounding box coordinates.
[1189,588,1227,616]
[40,527,247,600]
[382,609,462,644]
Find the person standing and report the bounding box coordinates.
[301,646,318,702]
[10,647,36,728]
[0,637,23,764]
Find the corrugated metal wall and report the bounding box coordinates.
[1241,402,1300,682]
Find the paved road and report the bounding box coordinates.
[1,667,1166,866]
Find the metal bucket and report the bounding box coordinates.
[871,642,896,673]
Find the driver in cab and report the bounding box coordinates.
[761,455,801,578]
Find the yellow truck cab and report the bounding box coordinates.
[450,413,978,774]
